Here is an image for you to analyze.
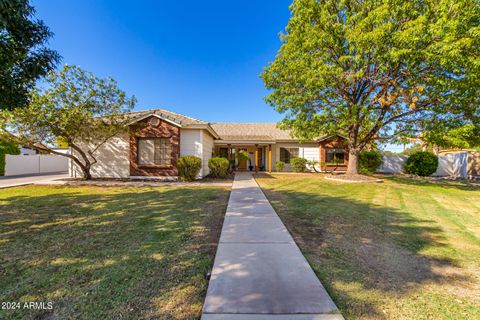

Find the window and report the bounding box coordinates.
[138,138,171,166]
[257,148,263,167]
[326,149,345,164]
[219,147,229,158]
[280,147,299,164]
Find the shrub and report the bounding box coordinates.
[237,150,249,162]
[306,160,321,172]
[208,157,230,178]
[358,150,382,174]
[405,151,438,176]
[228,158,236,170]
[177,156,202,181]
[290,157,308,172]
[0,140,20,176]
[275,161,285,172]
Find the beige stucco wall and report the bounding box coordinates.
[70,133,130,178]
[201,130,214,177]
[71,128,213,179]
[272,142,320,171]
[180,129,202,158]
[179,128,213,178]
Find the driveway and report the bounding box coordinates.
[0,172,69,189]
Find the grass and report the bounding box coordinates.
[255,173,480,320]
[0,185,230,320]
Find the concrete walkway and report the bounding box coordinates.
[202,172,343,320]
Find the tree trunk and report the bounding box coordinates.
[79,164,92,180]
[83,169,92,180]
[346,149,359,175]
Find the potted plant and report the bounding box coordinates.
[248,158,254,171]
[237,150,250,170]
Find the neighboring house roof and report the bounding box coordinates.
[210,123,295,142]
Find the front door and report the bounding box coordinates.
[238,148,247,170]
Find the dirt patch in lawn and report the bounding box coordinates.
[325,174,383,183]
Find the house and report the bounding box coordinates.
[70,108,349,179]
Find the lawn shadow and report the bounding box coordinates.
[0,186,229,319]
[379,174,480,191]
[260,186,472,319]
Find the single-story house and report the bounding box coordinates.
[70,108,349,179]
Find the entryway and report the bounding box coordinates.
[216,145,273,172]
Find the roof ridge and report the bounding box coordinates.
[212,122,279,125]
[155,108,208,124]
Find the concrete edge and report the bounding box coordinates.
[202,314,345,320]
[251,175,343,314]
[0,183,33,189]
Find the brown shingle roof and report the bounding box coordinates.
[211,123,295,141]
[126,108,208,126]
[125,109,299,141]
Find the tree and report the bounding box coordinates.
[0,139,20,176]
[425,124,480,149]
[262,0,480,175]
[0,0,60,110]
[0,65,136,179]
[402,144,423,156]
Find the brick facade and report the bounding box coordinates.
[319,136,349,171]
[129,116,180,177]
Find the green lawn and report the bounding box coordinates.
[256,173,480,320]
[0,185,229,320]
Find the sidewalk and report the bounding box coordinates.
[202,172,343,320]
[0,172,69,189]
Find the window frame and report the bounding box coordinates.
[280,147,299,164]
[137,137,172,167]
[325,148,346,165]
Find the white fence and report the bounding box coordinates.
[434,152,469,178]
[5,154,69,176]
[377,155,408,174]
[377,152,470,178]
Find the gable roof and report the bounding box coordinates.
[126,108,208,126]
[210,123,295,141]
[126,109,296,141]
[125,108,345,143]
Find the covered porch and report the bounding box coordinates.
[214,143,274,172]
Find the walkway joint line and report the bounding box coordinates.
[201,172,343,319]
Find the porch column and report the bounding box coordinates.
[255,144,259,173]
[268,144,272,172]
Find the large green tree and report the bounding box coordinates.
[0,0,60,110]
[425,123,480,149]
[0,65,136,179]
[262,0,479,174]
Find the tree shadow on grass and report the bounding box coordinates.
[260,186,473,319]
[379,174,480,191]
[0,186,229,320]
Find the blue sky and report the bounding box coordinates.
[33,0,405,152]
[33,0,293,123]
